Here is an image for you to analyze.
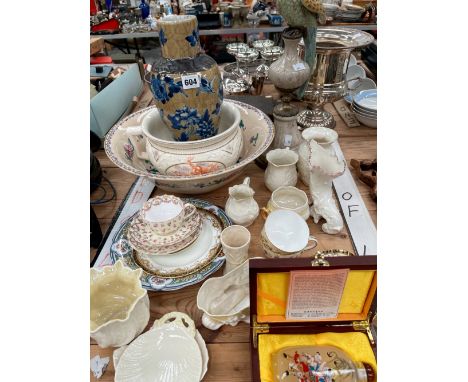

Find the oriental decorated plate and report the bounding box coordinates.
[110,198,230,292]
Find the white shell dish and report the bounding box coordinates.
[114,325,202,382]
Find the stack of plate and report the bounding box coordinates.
[110,198,231,292]
[324,4,340,20]
[114,313,209,382]
[351,89,377,128]
[344,61,377,104]
[335,4,365,22]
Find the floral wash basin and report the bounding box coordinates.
[105,99,275,194]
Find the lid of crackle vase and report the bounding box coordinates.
[158,15,201,59]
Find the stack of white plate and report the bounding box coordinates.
[351,89,377,128]
[336,4,365,22]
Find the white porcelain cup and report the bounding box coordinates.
[261,186,310,220]
[264,147,298,192]
[261,210,318,258]
[220,225,251,274]
[140,195,197,236]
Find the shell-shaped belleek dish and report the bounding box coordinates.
[90,260,150,348]
[197,259,250,330]
[104,99,274,194]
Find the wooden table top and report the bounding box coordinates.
[90,83,376,381]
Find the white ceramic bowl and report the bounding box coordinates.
[90,261,150,348]
[351,106,377,128]
[344,78,376,104]
[264,210,309,252]
[346,64,366,82]
[122,102,243,176]
[354,89,377,111]
[105,99,275,194]
[351,102,376,116]
[348,54,357,66]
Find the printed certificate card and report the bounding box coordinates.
[286,269,349,320]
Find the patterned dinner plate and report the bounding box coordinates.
[110,198,231,292]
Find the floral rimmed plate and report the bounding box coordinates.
[110,198,231,292]
[134,209,222,278]
[128,210,202,255]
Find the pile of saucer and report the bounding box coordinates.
[114,312,209,382]
[351,89,377,128]
[110,197,231,292]
[128,196,202,256]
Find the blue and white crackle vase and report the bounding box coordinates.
[149,15,223,141]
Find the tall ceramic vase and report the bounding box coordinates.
[268,28,311,100]
[149,15,223,141]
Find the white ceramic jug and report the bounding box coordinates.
[225,177,259,227]
[298,126,338,186]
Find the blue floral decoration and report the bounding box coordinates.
[212,101,221,115]
[197,77,215,96]
[185,29,199,47]
[150,74,187,104]
[211,78,223,115]
[164,76,188,98]
[196,109,217,139]
[159,28,167,45]
[168,106,217,141]
[218,78,224,101]
[150,74,169,104]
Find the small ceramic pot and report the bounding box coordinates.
[123,102,243,176]
[220,225,251,274]
[298,126,338,186]
[265,147,298,192]
[139,195,197,235]
[197,259,250,330]
[261,186,310,220]
[261,210,318,258]
[90,260,150,348]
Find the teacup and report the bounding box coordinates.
[261,186,310,220]
[261,210,318,258]
[140,195,197,236]
[220,225,251,274]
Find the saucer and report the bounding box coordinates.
[134,209,222,278]
[128,210,201,255]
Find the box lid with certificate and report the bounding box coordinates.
[249,253,377,382]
